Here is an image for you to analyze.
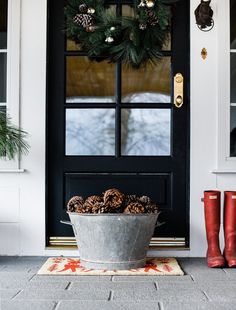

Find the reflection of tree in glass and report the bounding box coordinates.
[66,109,115,155]
[121,109,170,156]
[121,109,131,153]
[66,93,171,156]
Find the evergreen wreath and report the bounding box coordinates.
[65,0,178,68]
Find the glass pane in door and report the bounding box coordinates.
[121,57,171,103]
[121,109,171,156]
[66,56,116,103]
[66,108,115,155]
[67,39,82,51]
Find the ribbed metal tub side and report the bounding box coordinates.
[67,213,158,270]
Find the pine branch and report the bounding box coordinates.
[0,112,29,160]
[65,0,178,67]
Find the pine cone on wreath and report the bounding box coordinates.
[67,196,84,212]
[147,11,158,26]
[103,188,125,210]
[73,13,93,28]
[124,202,145,214]
[79,3,88,13]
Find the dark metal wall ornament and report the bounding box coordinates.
[194,0,214,32]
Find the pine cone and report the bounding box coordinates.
[145,203,159,214]
[125,195,138,206]
[103,188,125,210]
[67,196,84,212]
[79,3,88,13]
[83,195,102,212]
[124,202,145,214]
[98,204,108,213]
[90,202,102,213]
[139,195,152,205]
[73,13,93,28]
[147,11,158,26]
[91,202,111,214]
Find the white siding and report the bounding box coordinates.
[0,0,235,256]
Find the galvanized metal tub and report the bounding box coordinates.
[62,212,159,270]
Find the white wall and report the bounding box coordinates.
[0,0,234,256]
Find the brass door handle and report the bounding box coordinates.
[174,73,184,108]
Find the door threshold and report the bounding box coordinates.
[48,237,188,250]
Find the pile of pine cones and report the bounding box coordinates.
[67,188,159,214]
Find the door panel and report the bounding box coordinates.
[47,0,190,247]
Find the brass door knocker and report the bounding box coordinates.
[195,0,214,32]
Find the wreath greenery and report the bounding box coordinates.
[65,0,178,68]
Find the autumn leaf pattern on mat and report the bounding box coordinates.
[37,257,184,276]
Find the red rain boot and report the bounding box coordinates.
[224,191,236,267]
[203,191,225,268]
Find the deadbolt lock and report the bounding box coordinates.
[174,73,184,108]
[176,75,183,84]
[176,95,183,107]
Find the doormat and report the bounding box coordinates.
[37,257,184,276]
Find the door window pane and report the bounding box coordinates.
[231,53,236,103]
[231,0,236,49]
[0,52,7,102]
[122,5,135,17]
[0,0,8,49]
[162,34,171,51]
[0,105,6,112]
[66,109,115,155]
[67,39,82,51]
[122,57,171,103]
[66,56,116,103]
[121,109,171,156]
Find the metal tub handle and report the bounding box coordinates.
[60,220,72,226]
[60,220,78,237]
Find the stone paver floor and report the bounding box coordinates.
[0,257,236,310]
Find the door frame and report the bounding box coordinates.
[45,0,190,249]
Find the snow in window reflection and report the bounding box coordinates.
[66,92,170,104]
[122,92,170,104]
[66,93,171,156]
[66,109,115,156]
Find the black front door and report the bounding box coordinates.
[47,0,190,247]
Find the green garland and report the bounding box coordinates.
[65,0,178,68]
[0,111,29,160]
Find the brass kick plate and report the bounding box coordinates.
[48,237,187,248]
[174,73,184,108]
